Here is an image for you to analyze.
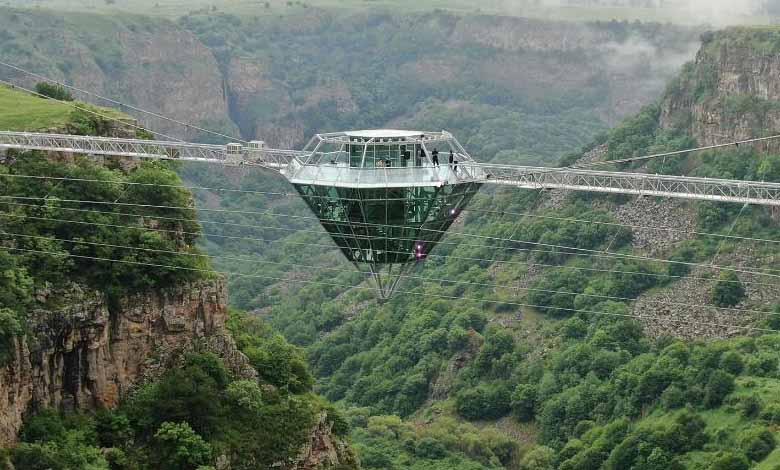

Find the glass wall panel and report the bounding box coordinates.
[293,182,481,265]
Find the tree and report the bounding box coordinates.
[153,422,211,470]
[415,437,447,460]
[709,452,750,470]
[660,385,686,410]
[739,427,776,462]
[511,384,538,422]
[455,384,511,421]
[225,380,264,411]
[0,308,22,364]
[127,354,226,437]
[34,82,73,101]
[719,351,744,375]
[520,446,555,470]
[704,370,735,408]
[711,271,746,307]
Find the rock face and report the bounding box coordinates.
[285,412,359,470]
[0,280,253,446]
[660,30,780,150]
[623,29,780,339]
[0,8,238,141]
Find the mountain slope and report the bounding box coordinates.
[0,85,357,470]
[260,27,780,469]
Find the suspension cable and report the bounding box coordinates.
[0,61,246,144]
[574,134,780,169]
[5,245,775,334]
[4,229,776,318]
[0,79,185,143]
[1,209,777,290]
[3,195,779,279]
[8,172,780,248]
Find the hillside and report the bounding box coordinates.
[0,8,699,154]
[2,0,776,25]
[0,85,357,469]
[6,8,780,469]
[245,27,780,470]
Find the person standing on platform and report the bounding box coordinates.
[432,148,440,167]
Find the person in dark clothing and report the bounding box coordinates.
[418,146,425,167]
[432,148,440,167]
[448,150,454,166]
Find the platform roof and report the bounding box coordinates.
[344,129,422,139]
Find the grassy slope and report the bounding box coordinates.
[0,85,127,131]
[0,85,73,130]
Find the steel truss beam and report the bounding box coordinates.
[4,131,780,207]
[0,131,305,171]
[468,164,780,207]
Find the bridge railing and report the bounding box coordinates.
[467,163,780,206]
[0,131,308,171]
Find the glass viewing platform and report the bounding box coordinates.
[286,130,483,300]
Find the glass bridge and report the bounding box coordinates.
[285,130,483,300]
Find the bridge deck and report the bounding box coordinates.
[469,163,780,207]
[2,131,780,207]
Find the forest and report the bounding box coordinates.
[4,7,780,470]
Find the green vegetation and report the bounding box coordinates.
[2,0,776,24]
[0,84,352,469]
[10,345,337,469]
[712,271,746,307]
[700,26,780,56]
[8,9,780,470]
[350,414,515,470]
[0,86,211,369]
[34,82,73,101]
[0,85,127,131]
[196,23,780,470]
[0,85,73,131]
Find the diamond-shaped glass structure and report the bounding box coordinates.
[283,130,482,300]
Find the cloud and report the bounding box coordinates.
[494,0,768,26]
[683,0,765,25]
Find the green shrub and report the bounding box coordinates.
[34,82,73,101]
[455,384,511,421]
[0,308,22,364]
[708,452,750,470]
[660,385,686,410]
[720,351,745,375]
[761,403,780,424]
[704,370,735,408]
[736,394,762,418]
[511,383,538,422]
[711,272,746,308]
[152,422,212,470]
[739,427,776,462]
[415,437,447,459]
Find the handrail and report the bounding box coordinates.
[469,162,780,206]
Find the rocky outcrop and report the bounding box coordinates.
[633,244,780,339]
[660,30,780,149]
[284,412,359,470]
[0,280,254,446]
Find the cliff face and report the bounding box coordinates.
[607,29,780,339]
[219,14,697,147]
[286,412,359,470]
[0,280,244,446]
[660,29,780,149]
[0,9,237,141]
